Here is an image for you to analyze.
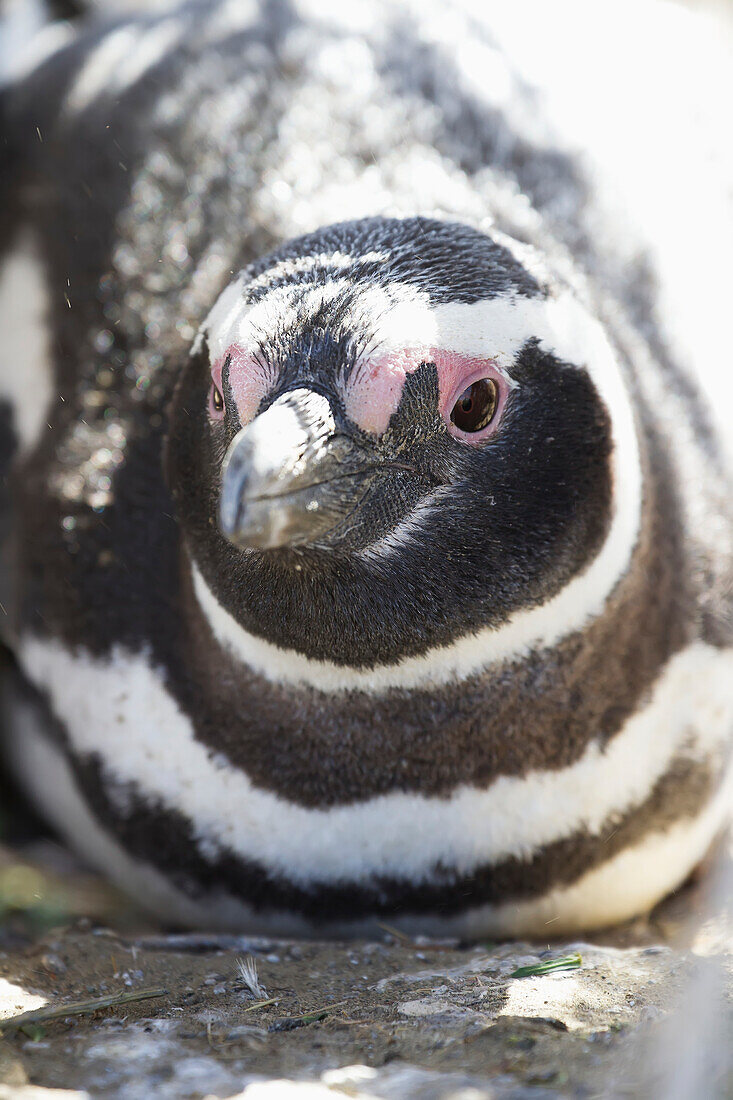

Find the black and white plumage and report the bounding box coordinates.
[0,0,731,937]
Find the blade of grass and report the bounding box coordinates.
[242,997,280,1013]
[268,999,349,1031]
[510,952,582,978]
[290,999,348,1022]
[377,922,413,945]
[0,987,168,1033]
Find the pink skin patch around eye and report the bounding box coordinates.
[343,348,511,442]
[209,345,276,426]
[210,343,510,442]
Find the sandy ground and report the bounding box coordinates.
[0,838,730,1099]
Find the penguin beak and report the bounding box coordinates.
[219,388,373,550]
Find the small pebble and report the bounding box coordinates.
[41,953,67,974]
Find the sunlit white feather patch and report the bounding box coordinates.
[0,230,53,453]
[64,18,185,115]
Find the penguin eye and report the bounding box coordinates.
[450,378,498,434]
[209,382,225,418]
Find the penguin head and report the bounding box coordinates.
[167,216,633,666]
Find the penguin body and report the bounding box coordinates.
[0,0,731,936]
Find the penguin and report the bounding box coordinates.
[0,0,731,938]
